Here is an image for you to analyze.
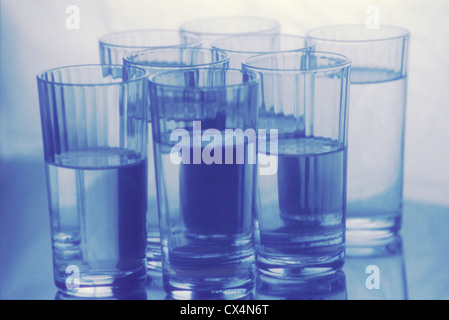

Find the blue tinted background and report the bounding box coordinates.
[1,0,448,300]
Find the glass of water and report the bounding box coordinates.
[123,47,230,272]
[305,25,410,243]
[36,65,149,297]
[211,33,309,69]
[148,68,262,299]
[99,30,201,273]
[180,16,280,48]
[243,51,351,277]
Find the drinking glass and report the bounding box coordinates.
[243,51,351,277]
[148,68,262,299]
[306,25,410,243]
[36,65,149,297]
[99,29,201,64]
[123,47,230,271]
[180,16,280,48]
[211,34,309,68]
[99,30,201,272]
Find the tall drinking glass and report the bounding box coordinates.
[99,30,201,273]
[306,25,410,243]
[148,68,262,299]
[212,34,309,69]
[123,47,230,272]
[180,16,280,48]
[36,65,149,297]
[243,51,351,277]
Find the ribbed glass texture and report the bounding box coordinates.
[36,65,149,298]
[212,34,309,68]
[148,68,261,299]
[123,47,230,272]
[243,51,351,277]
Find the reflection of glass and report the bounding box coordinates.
[344,235,408,300]
[256,270,347,300]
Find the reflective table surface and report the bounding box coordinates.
[1,157,448,300]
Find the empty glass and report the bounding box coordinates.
[36,65,149,297]
[148,68,262,299]
[243,51,351,277]
[212,34,309,68]
[99,29,200,64]
[306,25,410,243]
[123,47,230,271]
[180,16,280,48]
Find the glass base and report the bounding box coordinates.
[256,250,345,278]
[345,233,403,257]
[55,265,148,298]
[346,214,402,247]
[146,241,162,272]
[256,269,347,300]
[163,270,255,300]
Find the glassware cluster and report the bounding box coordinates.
[36,16,409,299]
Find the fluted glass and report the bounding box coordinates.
[36,65,149,297]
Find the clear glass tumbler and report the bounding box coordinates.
[243,51,351,277]
[148,68,262,299]
[306,25,410,243]
[211,34,309,69]
[180,16,280,48]
[99,30,202,273]
[123,47,230,272]
[36,65,149,297]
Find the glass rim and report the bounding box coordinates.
[242,51,351,73]
[211,33,309,54]
[123,47,231,69]
[179,15,280,37]
[148,67,261,91]
[98,28,201,49]
[306,24,410,43]
[36,64,149,87]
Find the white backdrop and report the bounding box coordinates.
[1,0,448,205]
